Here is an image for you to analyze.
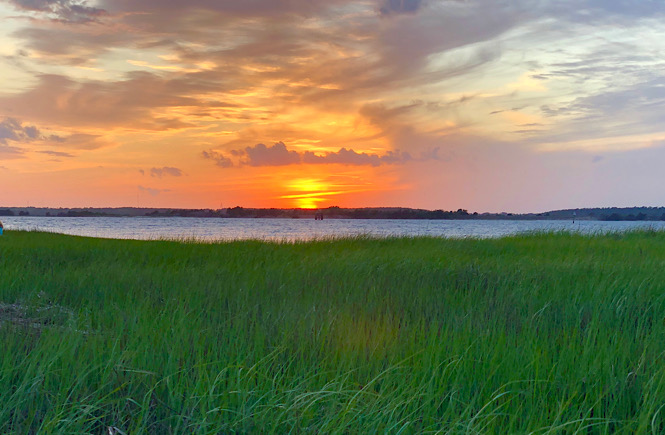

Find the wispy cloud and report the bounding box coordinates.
[0,74,200,130]
[0,118,111,156]
[0,145,25,158]
[7,0,107,23]
[138,185,170,196]
[38,150,74,157]
[150,166,183,178]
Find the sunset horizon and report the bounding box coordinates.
[2,0,665,213]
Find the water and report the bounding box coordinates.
[2,216,665,242]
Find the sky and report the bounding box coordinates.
[1,0,665,212]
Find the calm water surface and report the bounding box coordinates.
[3,216,665,242]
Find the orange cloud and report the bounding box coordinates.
[203,141,433,168]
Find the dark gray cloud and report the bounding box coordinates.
[203,141,432,168]
[0,117,37,144]
[150,167,184,178]
[0,117,63,145]
[243,142,301,167]
[380,0,423,15]
[0,117,68,158]
[6,0,107,23]
[202,150,233,168]
[0,117,114,154]
[203,142,299,167]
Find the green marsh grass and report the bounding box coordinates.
[1,230,665,432]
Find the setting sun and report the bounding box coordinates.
[280,178,332,209]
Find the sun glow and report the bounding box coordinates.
[294,197,324,209]
[281,178,331,209]
[277,173,379,209]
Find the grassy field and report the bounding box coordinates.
[1,230,665,433]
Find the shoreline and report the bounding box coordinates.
[2,205,665,221]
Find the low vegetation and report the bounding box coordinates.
[1,230,665,433]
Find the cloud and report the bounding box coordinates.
[0,117,37,144]
[528,73,665,151]
[555,0,665,21]
[150,166,183,178]
[99,0,351,17]
[380,0,424,15]
[202,150,234,168]
[0,117,64,145]
[203,142,299,167]
[243,142,301,166]
[4,0,665,170]
[0,120,29,158]
[0,118,114,156]
[61,133,114,150]
[0,145,24,158]
[203,141,432,168]
[138,185,170,196]
[38,150,74,157]
[6,0,107,23]
[11,26,129,66]
[302,148,413,166]
[4,0,517,110]
[0,73,203,130]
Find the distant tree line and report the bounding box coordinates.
[0,209,30,216]
[601,212,665,221]
[55,210,112,217]
[145,209,221,218]
[5,206,665,220]
[218,206,480,220]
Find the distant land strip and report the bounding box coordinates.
[2,206,665,221]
